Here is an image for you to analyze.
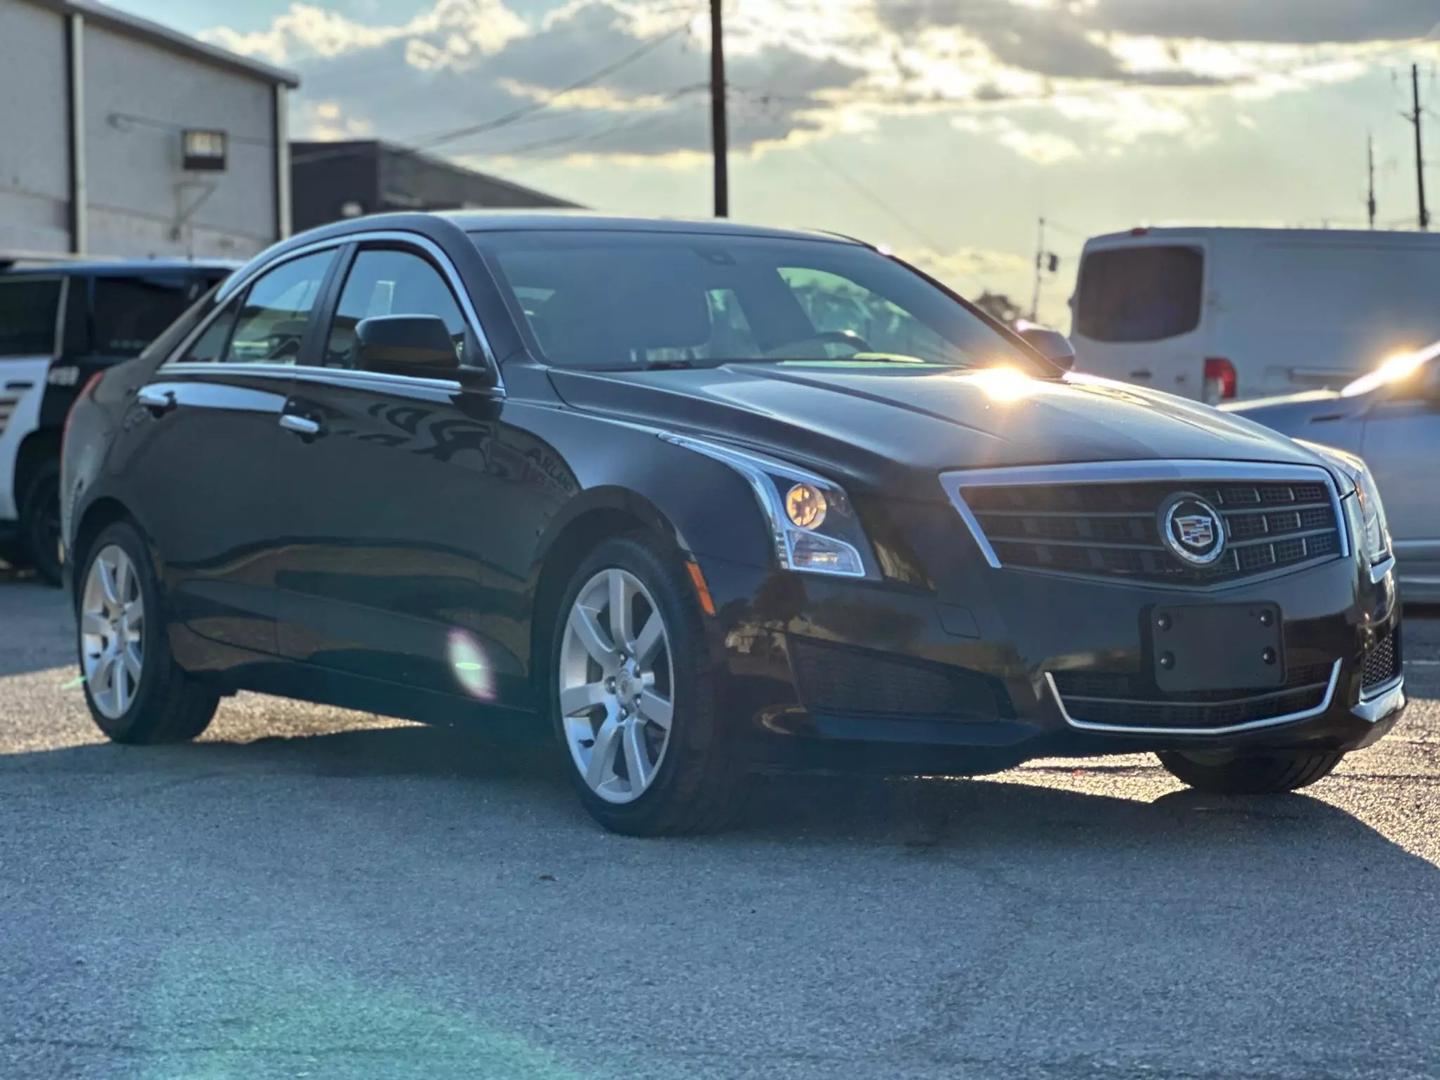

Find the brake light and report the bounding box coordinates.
[1203,357,1236,402]
[62,371,104,459]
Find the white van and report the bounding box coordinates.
[1070,227,1440,402]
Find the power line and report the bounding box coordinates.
[291,19,695,167]
[802,144,933,248]
[490,93,706,158]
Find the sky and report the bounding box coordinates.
[107,0,1440,324]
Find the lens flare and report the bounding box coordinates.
[447,629,497,702]
[967,366,1037,402]
[1343,343,1437,397]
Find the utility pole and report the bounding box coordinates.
[709,0,729,218]
[1029,216,1046,322]
[1409,64,1429,230]
[1367,132,1377,229]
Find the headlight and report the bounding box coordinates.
[1298,440,1392,564]
[659,433,869,577]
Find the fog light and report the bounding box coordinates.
[785,483,827,529]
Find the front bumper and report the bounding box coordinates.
[696,507,1406,776]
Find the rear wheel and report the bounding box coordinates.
[77,521,218,744]
[550,535,743,835]
[1157,749,1346,794]
[19,460,62,587]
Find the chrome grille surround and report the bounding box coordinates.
[1046,660,1342,736]
[940,460,1349,590]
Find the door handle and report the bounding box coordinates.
[1128,369,1153,380]
[137,386,176,415]
[279,413,322,438]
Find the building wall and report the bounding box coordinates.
[380,149,577,213]
[83,23,278,259]
[290,140,380,234]
[0,0,71,253]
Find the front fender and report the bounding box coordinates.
[529,408,776,573]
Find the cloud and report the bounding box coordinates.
[208,0,864,161]
[202,0,1427,172]
[1086,0,1440,44]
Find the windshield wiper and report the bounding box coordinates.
[639,359,697,370]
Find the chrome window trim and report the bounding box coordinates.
[1046,659,1342,737]
[160,361,464,396]
[940,459,1351,587]
[163,229,503,391]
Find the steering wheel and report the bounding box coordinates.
[765,330,874,357]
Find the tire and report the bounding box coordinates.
[19,459,62,587]
[1157,749,1345,794]
[76,521,219,744]
[548,534,744,835]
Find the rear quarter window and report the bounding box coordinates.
[92,274,217,358]
[1075,245,1203,343]
[0,276,62,356]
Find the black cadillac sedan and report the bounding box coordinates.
[61,212,1406,834]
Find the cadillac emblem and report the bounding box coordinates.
[1159,492,1226,566]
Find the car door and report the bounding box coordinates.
[127,248,338,655]
[272,239,539,708]
[1359,360,1440,586]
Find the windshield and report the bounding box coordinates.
[472,229,1032,372]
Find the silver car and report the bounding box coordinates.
[1226,346,1440,601]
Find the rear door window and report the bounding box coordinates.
[0,276,62,357]
[226,251,336,365]
[91,273,216,358]
[1075,246,1203,343]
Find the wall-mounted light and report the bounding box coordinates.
[182,129,227,172]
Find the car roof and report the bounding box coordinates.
[438,210,863,245]
[0,258,237,277]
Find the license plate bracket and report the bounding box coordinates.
[1150,603,1283,693]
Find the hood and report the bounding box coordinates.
[548,362,1326,499]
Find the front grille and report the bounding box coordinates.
[788,636,1012,720]
[953,470,1343,586]
[1049,661,1338,733]
[1362,627,1401,690]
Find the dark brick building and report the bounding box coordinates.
[291,139,577,231]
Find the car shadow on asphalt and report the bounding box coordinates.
[8,718,1432,870]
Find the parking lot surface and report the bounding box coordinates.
[1,572,1438,1079]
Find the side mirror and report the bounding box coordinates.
[355,315,461,378]
[1017,324,1076,371]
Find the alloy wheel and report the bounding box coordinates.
[558,567,675,804]
[80,545,145,720]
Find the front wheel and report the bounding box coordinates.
[1157,749,1346,794]
[550,535,743,835]
[77,521,219,744]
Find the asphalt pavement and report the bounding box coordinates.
[2,567,1438,1079]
